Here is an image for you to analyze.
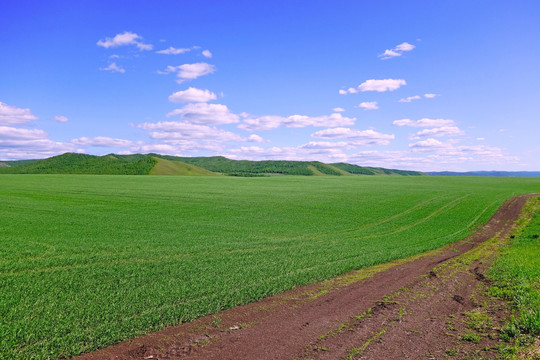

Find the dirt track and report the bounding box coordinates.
[75,194,537,360]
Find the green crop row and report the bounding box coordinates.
[0,175,538,359]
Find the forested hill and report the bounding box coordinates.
[0,153,425,176]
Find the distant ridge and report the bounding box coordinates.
[427,171,540,177]
[0,152,425,176]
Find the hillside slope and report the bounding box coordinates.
[0,153,157,175]
[0,152,425,176]
[149,157,217,176]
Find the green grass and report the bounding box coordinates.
[149,157,217,176]
[488,197,540,341]
[0,175,538,359]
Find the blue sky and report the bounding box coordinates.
[1,1,539,171]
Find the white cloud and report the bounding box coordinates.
[411,126,465,139]
[358,101,378,110]
[202,50,212,58]
[0,102,38,125]
[424,93,438,98]
[53,115,68,123]
[311,127,394,146]
[341,79,406,94]
[0,126,77,160]
[398,95,421,103]
[239,113,356,131]
[379,42,416,59]
[97,31,152,51]
[477,137,485,141]
[135,121,245,155]
[161,63,216,83]
[299,141,348,149]
[166,103,239,125]
[156,46,191,55]
[409,138,446,152]
[0,126,48,140]
[393,118,456,127]
[168,87,217,103]
[100,62,125,73]
[223,144,347,163]
[333,107,345,112]
[248,134,266,143]
[71,137,133,147]
[395,42,415,52]
[139,121,243,142]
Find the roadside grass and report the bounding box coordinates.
[487,196,540,357]
[0,175,539,359]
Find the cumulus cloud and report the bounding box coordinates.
[100,62,125,73]
[341,79,406,94]
[139,121,243,141]
[409,138,446,152]
[161,63,216,83]
[168,87,217,103]
[0,102,38,125]
[424,93,438,98]
[156,46,191,55]
[311,127,394,146]
[202,50,212,58]
[393,118,456,127]
[53,115,68,122]
[248,134,266,143]
[333,107,345,112]
[411,126,465,139]
[0,126,48,140]
[239,113,356,131]
[166,103,239,125]
[223,144,347,163]
[358,101,378,110]
[97,31,152,51]
[0,126,78,160]
[71,137,133,147]
[379,42,415,59]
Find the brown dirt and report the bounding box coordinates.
[74,194,537,360]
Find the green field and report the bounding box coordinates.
[488,196,540,351]
[1,175,539,359]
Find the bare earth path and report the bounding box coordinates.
[75,194,537,360]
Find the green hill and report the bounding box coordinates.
[0,152,425,176]
[149,157,217,176]
[0,153,157,175]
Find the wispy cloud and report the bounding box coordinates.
[202,50,212,58]
[71,137,133,147]
[399,93,438,103]
[100,62,125,73]
[97,31,152,51]
[398,95,421,103]
[239,113,355,131]
[156,46,191,55]
[168,87,217,103]
[379,42,415,60]
[410,126,465,139]
[311,127,394,146]
[393,118,456,127]
[340,79,406,94]
[333,107,345,112]
[52,115,68,123]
